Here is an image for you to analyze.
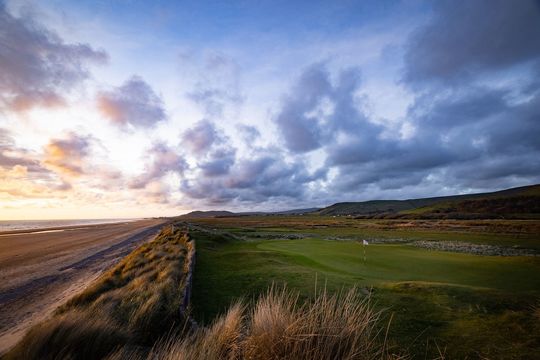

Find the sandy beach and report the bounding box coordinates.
[0,218,168,354]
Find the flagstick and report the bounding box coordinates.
[363,244,366,262]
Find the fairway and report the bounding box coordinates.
[189,221,540,359]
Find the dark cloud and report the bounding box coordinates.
[274,64,375,154]
[273,64,332,153]
[179,56,540,207]
[97,76,166,128]
[0,2,107,111]
[413,87,509,128]
[449,153,540,187]
[273,64,389,167]
[314,0,540,199]
[181,150,320,206]
[199,147,236,177]
[129,143,187,189]
[326,82,540,195]
[179,116,324,206]
[403,0,540,84]
[262,53,537,198]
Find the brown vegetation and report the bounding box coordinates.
[5,225,193,360]
[139,287,399,360]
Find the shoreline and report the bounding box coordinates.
[0,218,152,236]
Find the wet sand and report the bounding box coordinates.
[0,218,168,354]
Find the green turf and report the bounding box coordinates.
[189,222,540,359]
[258,239,540,292]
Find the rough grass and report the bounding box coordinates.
[140,287,400,360]
[5,224,193,360]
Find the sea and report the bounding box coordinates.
[0,218,140,233]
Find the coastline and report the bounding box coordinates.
[0,218,146,235]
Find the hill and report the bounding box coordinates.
[179,210,237,218]
[179,208,321,218]
[316,184,540,219]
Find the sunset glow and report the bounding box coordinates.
[1,0,539,219]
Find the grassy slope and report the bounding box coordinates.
[316,183,540,217]
[189,218,540,359]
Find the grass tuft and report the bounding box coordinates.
[144,287,400,360]
[6,310,127,360]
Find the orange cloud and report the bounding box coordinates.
[43,133,90,177]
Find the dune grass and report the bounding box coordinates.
[135,287,400,360]
[5,224,193,360]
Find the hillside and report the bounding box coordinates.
[179,208,321,218]
[316,184,540,218]
[179,210,237,218]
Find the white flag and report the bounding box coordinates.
[362,240,369,246]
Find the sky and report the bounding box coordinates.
[1,0,539,220]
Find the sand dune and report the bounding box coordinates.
[0,218,168,354]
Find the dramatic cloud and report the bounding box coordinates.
[274,64,373,154]
[181,151,319,206]
[381,0,540,194]
[97,76,166,128]
[326,83,540,194]
[2,1,540,217]
[274,64,333,153]
[179,50,540,207]
[178,118,323,206]
[403,0,540,84]
[0,2,107,111]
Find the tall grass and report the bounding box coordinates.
[5,225,193,360]
[143,287,401,360]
